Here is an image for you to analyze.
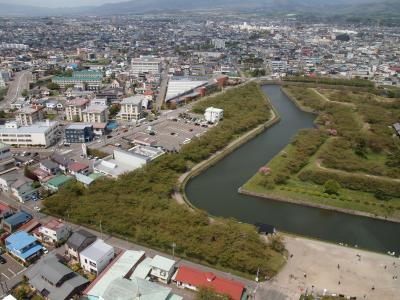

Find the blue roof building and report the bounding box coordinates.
[2,211,32,232]
[6,231,43,262]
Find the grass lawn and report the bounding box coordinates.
[243,84,400,220]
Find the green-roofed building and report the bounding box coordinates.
[52,70,103,90]
[46,175,73,191]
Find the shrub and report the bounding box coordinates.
[324,179,341,195]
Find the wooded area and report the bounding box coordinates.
[44,82,285,279]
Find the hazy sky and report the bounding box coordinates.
[2,0,122,7]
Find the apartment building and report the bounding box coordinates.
[65,98,89,121]
[116,95,143,121]
[82,104,108,124]
[16,107,43,126]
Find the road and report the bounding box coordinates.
[1,70,32,110]
[0,192,257,299]
[156,64,170,110]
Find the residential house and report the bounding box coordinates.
[173,265,245,300]
[3,211,32,232]
[39,159,60,175]
[45,175,73,192]
[65,229,97,263]
[68,162,90,176]
[5,231,43,263]
[38,219,71,245]
[149,255,176,284]
[50,153,73,173]
[83,250,182,300]
[79,239,114,275]
[0,203,12,220]
[26,253,89,300]
[10,177,38,202]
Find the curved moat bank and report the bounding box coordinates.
[186,85,400,254]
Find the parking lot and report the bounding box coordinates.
[0,252,26,292]
[145,119,209,151]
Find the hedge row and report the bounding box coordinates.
[299,168,400,198]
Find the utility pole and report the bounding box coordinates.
[100,220,103,240]
[253,267,260,299]
[172,242,176,258]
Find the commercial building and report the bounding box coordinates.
[204,107,224,123]
[116,95,144,122]
[0,121,60,148]
[82,104,109,124]
[79,239,114,275]
[65,123,94,144]
[16,107,43,126]
[165,77,208,102]
[0,142,16,175]
[26,253,89,300]
[131,56,162,76]
[94,146,164,178]
[65,98,89,121]
[52,70,103,90]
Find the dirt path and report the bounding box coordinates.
[259,235,400,300]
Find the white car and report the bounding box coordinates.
[42,247,48,254]
[33,206,41,212]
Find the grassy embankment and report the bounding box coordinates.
[242,84,400,221]
[44,82,286,280]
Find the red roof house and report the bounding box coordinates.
[68,162,89,175]
[174,265,245,300]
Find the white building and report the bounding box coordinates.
[16,107,43,126]
[38,219,71,244]
[165,77,208,102]
[149,255,176,284]
[117,95,144,122]
[204,107,223,123]
[131,56,162,76]
[94,146,164,178]
[82,104,108,124]
[80,239,114,275]
[65,98,89,121]
[0,142,15,175]
[0,121,59,148]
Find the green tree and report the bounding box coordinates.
[268,233,285,253]
[196,287,231,300]
[21,89,29,97]
[72,115,81,122]
[47,82,60,90]
[324,179,341,195]
[109,104,120,118]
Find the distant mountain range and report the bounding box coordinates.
[0,0,399,17]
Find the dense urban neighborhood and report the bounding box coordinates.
[0,2,399,300]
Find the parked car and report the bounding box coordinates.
[42,247,48,254]
[0,256,6,264]
[34,206,41,212]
